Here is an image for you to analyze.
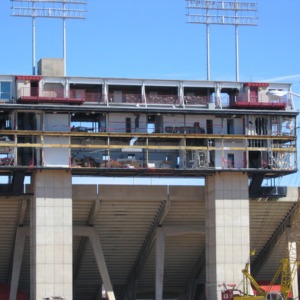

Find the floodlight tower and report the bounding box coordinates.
[11,0,87,76]
[186,0,258,81]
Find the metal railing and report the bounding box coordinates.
[146,94,180,105]
[184,95,210,106]
[18,87,102,102]
[70,89,103,103]
[18,87,64,98]
[232,94,291,107]
[15,87,294,109]
[108,93,142,104]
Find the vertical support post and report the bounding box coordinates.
[63,17,67,76]
[31,170,73,300]
[89,228,116,300]
[206,24,211,81]
[235,25,239,82]
[235,0,239,82]
[288,241,299,300]
[205,172,250,300]
[10,227,29,300]
[32,17,36,75]
[62,0,67,76]
[156,227,165,300]
[142,82,146,106]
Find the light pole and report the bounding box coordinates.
[186,0,258,81]
[11,0,87,76]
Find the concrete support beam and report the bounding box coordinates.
[73,226,116,300]
[8,199,28,283]
[10,226,29,300]
[74,198,101,282]
[205,172,250,300]
[155,227,165,300]
[31,170,72,300]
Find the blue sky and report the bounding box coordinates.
[1,0,300,186]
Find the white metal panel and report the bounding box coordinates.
[43,136,69,166]
[234,118,244,134]
[44,113,69,132]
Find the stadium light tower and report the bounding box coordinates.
[11,0,87,76]
[186,0,258,81]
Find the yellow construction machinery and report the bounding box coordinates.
[221,258,300,300]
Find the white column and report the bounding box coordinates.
[205,172,250,300]
[31,170,72,300]
[288,241,298,300]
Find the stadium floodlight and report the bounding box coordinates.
[11,0,88,75]
[186,0,258,81]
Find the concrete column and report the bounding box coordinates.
[10,227,29,300]
[205,172,250,300]
[31,170,72,300]
[156,227,165,300]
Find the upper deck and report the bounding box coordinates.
[7,75,294,111]
[0,75,297,180]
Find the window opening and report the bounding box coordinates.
[206,119,213,134]
[255,117,268,135]
[227,119,234,134]
[135,115,140,130]
[0,82,11,101]
[30,80,39,97]
[147,115,163,133]
[126,118,131,133]
[227,153,234,168]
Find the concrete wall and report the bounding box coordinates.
[38,58,65,77]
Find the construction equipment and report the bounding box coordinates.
[221,258,300,300]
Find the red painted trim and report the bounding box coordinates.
[18,96,85,105]
[231,102,286,110]
[243,82,269,87]
[16,76,42,81]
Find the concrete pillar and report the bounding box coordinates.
[156,227,165,300]
[10,227,29,300]
[31,170,72,300]
[205,172,250,300]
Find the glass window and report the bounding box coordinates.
[0,82,11,100]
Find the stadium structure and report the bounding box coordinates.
[0,58,298,300]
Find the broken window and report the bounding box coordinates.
[255,117,268,135]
